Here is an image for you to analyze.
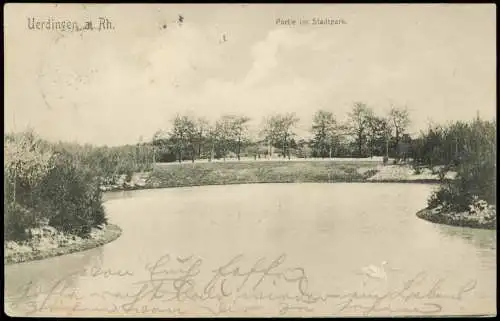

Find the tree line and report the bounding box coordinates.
[152,102,412,163]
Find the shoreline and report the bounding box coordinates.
[4,224,122,266]
[101,163,450,193]
[103,178,444,194]
[416,208,496,230]
[5,163,486,265]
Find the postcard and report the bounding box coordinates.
[3,3,496,317]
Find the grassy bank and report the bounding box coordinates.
[147,160,381,187]
[102,161,454,192]
[100,160,383,192]
[4,224,122,265]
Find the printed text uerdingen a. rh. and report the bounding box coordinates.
[27,17,114,32]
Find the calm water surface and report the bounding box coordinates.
[4,183,496,317]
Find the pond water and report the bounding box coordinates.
[4,183,496,317]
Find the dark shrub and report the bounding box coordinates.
[35,156,107,238]
[124,171,133,184]
[427,181,472,212]
[427,118,496,212]
[4,202,35,241]
[454,158,496,206]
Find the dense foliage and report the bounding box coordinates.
[420,119,496,213]
[51,142,154,184]
[4,131,153,241]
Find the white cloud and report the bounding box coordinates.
[4,5,496,145]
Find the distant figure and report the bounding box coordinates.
[178,14,184,26]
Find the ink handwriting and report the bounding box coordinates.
[5,254,478,316]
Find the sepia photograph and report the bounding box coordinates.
[3,3,496,317]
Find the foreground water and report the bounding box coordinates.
[4,183,496,317]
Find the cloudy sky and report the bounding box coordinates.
[4,4,496,146]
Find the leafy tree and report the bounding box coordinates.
[194,117,210,159]
[169,114,197,163]
[212,116,234,161]
[295,138,312,158]
[4,130,54,206]
[311,110,338,158]
[347,102,372,157]
[210,115,252,160]
[261,113,299,159]
[366,115,391,158]
[229,115,251,160]
[205,125,217,161]
[389,106,411,159]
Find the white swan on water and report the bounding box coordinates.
[361,261,389,280]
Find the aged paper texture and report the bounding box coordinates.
[4,3,496,317]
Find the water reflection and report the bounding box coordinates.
[435,224,496,273]
[436,225,496,250]
[102,190,138,203]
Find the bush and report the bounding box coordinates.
[4,202,35,241]
[35,158,107,238]
[427,181,471,212]
[428,161,495,213]
[426,118,496,214]
[124,171,133,183]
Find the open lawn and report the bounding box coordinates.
[103,159,454,192]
